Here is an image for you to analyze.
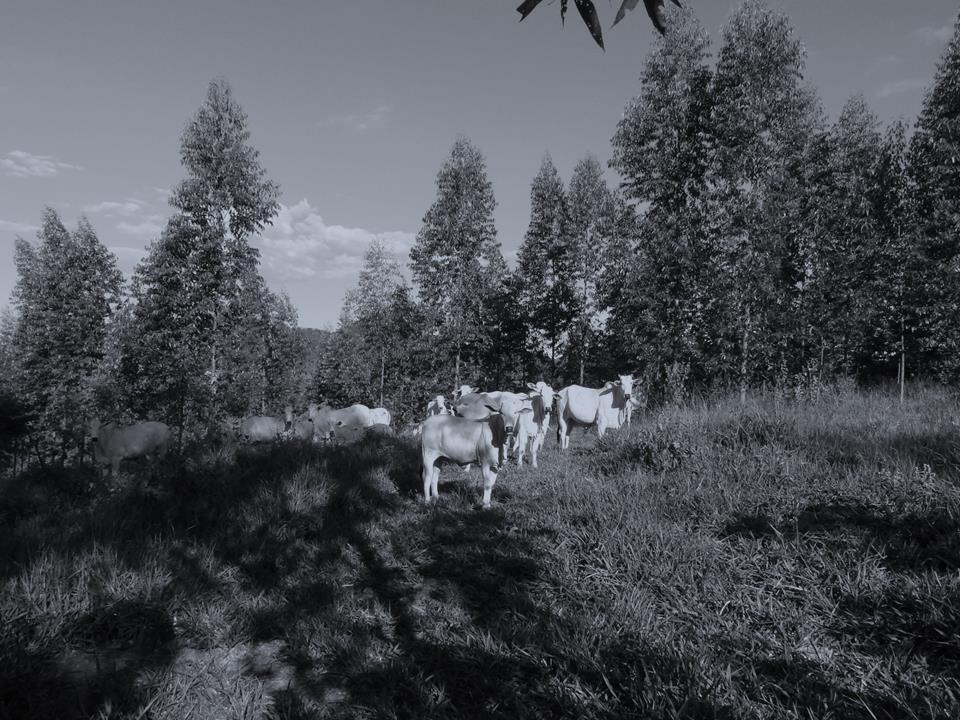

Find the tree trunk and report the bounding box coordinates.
[454,343,461,395]
[579,341,585,386]
[899,320,905,406]
[379,346,385,407]
[177,382,185,454]
[739,305,751,406]
[550,333,556,377]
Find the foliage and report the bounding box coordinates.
[10,209,122,463]
[609,8,716,387]
[119,79,291,433]
[906,16,960,381]
[708,0,823,396]
[409,136,508,391]
[515,155,577,376]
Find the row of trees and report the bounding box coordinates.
[1,80,304,465]
[321,2,960,419]
[2,2,959,463]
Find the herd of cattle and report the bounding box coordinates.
[86,374,640,507]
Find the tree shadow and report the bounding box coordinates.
[720,498,960,574]
[0,599,174,720]
[748,655,938,720]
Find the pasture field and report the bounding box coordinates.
[2,386,960,719]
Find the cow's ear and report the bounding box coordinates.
[519,407,533,414]
[526,382,537,390]
[483,403,500,413]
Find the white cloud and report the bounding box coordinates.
[0,219,39,235]
[320,104,393,132]
[84,195,165,239]
[912,23,953,46]
[1,149,82,177]
[877,77,929,98]
[256,199,414,281]
[117,217,165,238]
[84,199,148,216]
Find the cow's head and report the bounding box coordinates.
[284,405,294,431]
[487,394,532,436]
[308,403,319,421]
[611,374,635,402]
[435,395,448,411]
[454,384,478,401]
[526,381,555,414]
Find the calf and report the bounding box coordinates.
[88,418,171,477]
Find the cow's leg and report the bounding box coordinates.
[531,432,543,468]
[557,414,568,450]
[422,456,434,503]
[430,464,441,499]
[480,464,498,508]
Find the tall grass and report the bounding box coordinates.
[1,385,958,718]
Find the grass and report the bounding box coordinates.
[1,385,959,718]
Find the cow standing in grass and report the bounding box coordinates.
[239,406,294,443]
[88,418,171,477]
[556,374,635,450]
[514,381,558,468]
[420,394,531,507]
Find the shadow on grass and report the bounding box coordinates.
[0,599,175,720]
[749,656,929,720]
[720,497,960,573]
[835,585,960,682]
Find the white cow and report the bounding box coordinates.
[513,381,557,468]
[313,403,374,442]
[239,406,294,443]
[289,403,317,441]
[453,384,478,402]
[425,395,451,418]
[453,390,532,464]
[88,418,171,476]
[556,374,635,450]
[420,393,532,507]
[370,407,392,426]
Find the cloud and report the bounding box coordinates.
[1,149,82,177]
[256,199,414,281]
[877,77,929,98]
[117,218,165,238]
[320,104,393,132]
[0,219,39,235]
[84,199,148,216]
[84,195,166,239]
[912,23,953,46]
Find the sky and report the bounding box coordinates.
[1,1,957,329]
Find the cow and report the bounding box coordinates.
[313,403,374,442]
[426,395,451,418]
[453,390,532,465]
[239,406,294,443]
[88,418,171,477]
[420,393,532,507]
[453,384,478,402]
[370,407,392,427]
[513,381,557,468]
[556,374,635,450]
[289,403,317,441]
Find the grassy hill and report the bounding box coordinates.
[2,386,959,719]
